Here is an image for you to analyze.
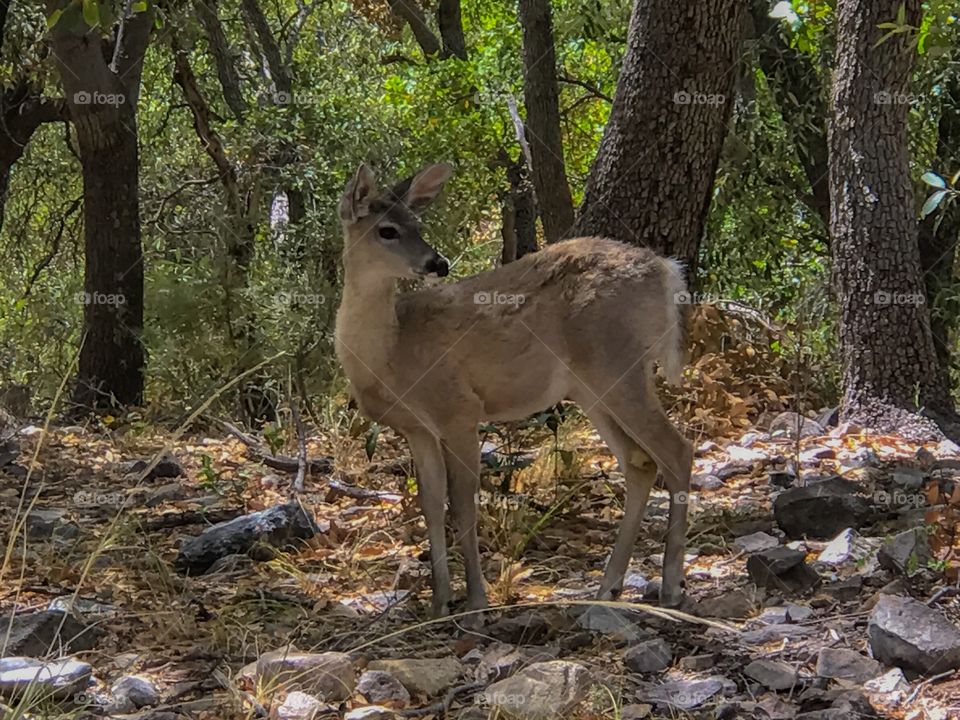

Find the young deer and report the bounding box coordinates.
[336,163,692,616]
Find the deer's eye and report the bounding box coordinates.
[378,226,399,240]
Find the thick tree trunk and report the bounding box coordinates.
[828,0,939,438]
[519,0,574,244]
[918,70,960,419]
[437,0,466,60]
[501,154,539,263]
[751,0,830,231]
[575,0,745,274]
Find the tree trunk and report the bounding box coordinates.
[48,2,153,409]
[519,0,574,244]
[575,0,744,275]
[437,0,467,60]
[828,0,939,438]
[501,154,539,263]
[918,69,960,419]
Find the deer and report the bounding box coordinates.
[335,162,692,618]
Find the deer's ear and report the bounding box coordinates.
[395,163,453,215]
[339,163,377,222]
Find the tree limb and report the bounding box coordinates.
[240,0,292,94]
[194,0,248,121]
[387,0,441,58]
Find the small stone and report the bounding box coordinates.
[747,547,821,594]
[645,676,729,710]
[253,650,355,700]
[815,648,882,684]
[678,654,714,671]
[486,611,551,644]
[733,531,779,553]
[726,445,767,463]
[756,603,813,624]
[691,473,723,490]
[111,674,159,708]
[769,412,824,439]
[278,691,326,719]
[744,659,799,690]
[621,703,652,719]
[868,594,960,674]
[864,667,908,694]
[696,588,757,619]
[0,609,99,656]
[0,657,92,699]
[742,624,814,644]
[877,528,930,576]
[144,482,189,507]
[816,528,875,566]
[367,658,461,698]
[357,670,410,706]
[481,661,593,720]
[623,638,672,673]
[345,707,398,720]
[822,575,864,602]
[716,462,753,481]
[577,605,646,643]
[773,477,871,539]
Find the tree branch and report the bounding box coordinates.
[240,0,292,94]
[387,0,441,58]
[194,0,248,121]
[437,0,466,59]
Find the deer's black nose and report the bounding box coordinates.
[425,255,449,277]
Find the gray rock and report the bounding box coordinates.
[481,661,592,720]
[757,603,813,624]
[25,508,78,541]
[678,654,714,671]
[576,605,645,642]
[877,528,930,576]
[773,477,871,539]
[733,531,779,553]
[742,624,815,644]
[125,453,184,480]
[278,691,327,719]
[696,589,757,619]
[815,648,882,684]
[0,609,99,656]
[822,575,863,602]
[868,594,960,674]
[111,674,159,708]
[623,638,672,673]
[249,650,354,700]
[367,658,461,698]
[0,657,91,699]
[645,676,730,710]
[345,707,398,720]
[691,473,723,490]
[769,412,824,439]
[175,502,319,574]
[357,670,410,706]
[816,528,877,566]
[486,611,551,645]
[744,659,799,690]
[864,667,908,694]
[620,704,652,720]
[144,483,190,507]
[747,547,821,593]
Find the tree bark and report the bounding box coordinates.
[918,69,960,419]
[387,0,441,58]
[519,0,575,244]
[47,2,152,409]
[500,153,538,263]
[574,0,745,275]
[195,0,247,122]
[828,0,939,438]
[751,0,830,232]
[437,0,467,59]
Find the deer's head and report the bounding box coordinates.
[339,163,451,280]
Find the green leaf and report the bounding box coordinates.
[922,171,947,188]
[921,190,948,218]
[132,0,147,11]
[82,0,100,27]
[46,8,64,29]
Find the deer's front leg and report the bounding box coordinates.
[442,431,488,613]
[406,429,452,617]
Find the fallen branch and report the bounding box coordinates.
[328,479,401,502]
[220,419,333,475]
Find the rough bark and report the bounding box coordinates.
[575,0,745,275]
[437,0,467,60]
[519,0,575,244]
[500,153,539,264]
[195,0,247,122]
[47,2,152,408]
[751,0,830,231]
[918,70,960,419]
[387,0,441,58]
[828,0,939,438]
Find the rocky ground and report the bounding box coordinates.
[0,410,959,719]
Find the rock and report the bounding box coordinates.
[0,609,99,656]
[691,473,723,490]
[486,611,551,645]
[815,648,882,684]
[175,502,319,574]
[877,528,930,576]
[891,467,925,490]
[769,412,823,439]
[356,670,410,706]
[816,529,877,566]
[715,462,753,481]
[773,477,871,539]
[678,654,714,671]
[816,407,840,428]
[822,575,863,602]
[0,657,91,699]
[623,638,672,673]
[756,603,813,624]
[733,531,780,553]
[868,594,960,674]
[112,675,159,708]
[126,453,184,480]
[481,661,592,720]
[645,676,730,710]
[744,659,799,690]
[726,445,768,463]
[864,667,908,694]
[367,658,461,698]
[747,547,821,594]
[251,650,354,700]
[345,707,398,720]
[144,483,190,507]
[576,605,645,642]
[479,644,559,682]
[742,624,815,644]
[620,703,652,719]
[696,588,756,619]
[278,691,327,719]
[25,508,78,541]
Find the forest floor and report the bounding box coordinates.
[1,409,959,720]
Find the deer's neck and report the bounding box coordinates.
[336,269,399,376]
